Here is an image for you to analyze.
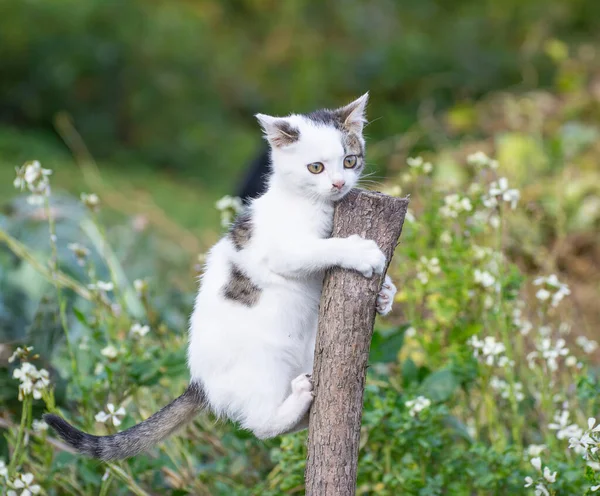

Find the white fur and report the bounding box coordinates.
[187,95,397,438]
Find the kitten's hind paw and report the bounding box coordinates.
[376,275,397,316]
[291,373,314,397]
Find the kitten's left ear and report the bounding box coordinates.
[255,114,300,148]
[336,92,369,134]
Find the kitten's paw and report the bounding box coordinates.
[376,275,397,316]
[291,373,314,397]
[341,235,386,278]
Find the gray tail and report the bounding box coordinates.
[44,382,205,460]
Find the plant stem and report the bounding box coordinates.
[8,396,31,476]
[45,197,79,381]
[106,463,152,496]
[0,227,91,300]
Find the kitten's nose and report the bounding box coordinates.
[332,179,346,190]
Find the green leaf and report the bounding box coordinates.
[420,369,458,402]
[402,358,419,387]
[370,330,404,364]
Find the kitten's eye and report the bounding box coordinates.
[307,162,324,174]
[344,155,358,169]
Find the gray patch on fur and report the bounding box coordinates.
[223,264,261,307]
[307,109,366,170]
[306,108,344,130]
[229,210,253,250]
[44,382,206,461]
[271,120,300,147]
[343,133,365,157]
[343,133,365,172]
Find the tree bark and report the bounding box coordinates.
[305,189,409,496]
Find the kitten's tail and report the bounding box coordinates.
[44,382,205,460]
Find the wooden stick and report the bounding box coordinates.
[305,189,409,496]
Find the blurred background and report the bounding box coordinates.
[1,0,600,494]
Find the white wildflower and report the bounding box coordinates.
[130,323,150,338]
[591,483,600,492]
[13,362,50,401]
[538,338,569,372]
[569,418,600,460]
[520,320,533,336]
[474,269,496,288]
[440,230,452,245]
[407,156,433,174]
[80,192,101,212]
[473,245,492,260]
[531,457,542,471]
[527,445,546,457]
[524,476,534,487]
[405,396,431,417]
[95,403,126,427]
[407,156,423,168]
[576,336,598,355]
[0,459,7,479]
[536,289,551,301]
[100,345,118,359]
[589,462,600,471]
[565,355,577,367]
[533,274,570,307]
[67,243,90,266]
[558,322,571,335]
[538,325,552,337]
[468,335,510,367]
[534,483,550,496]
[404,327,416,338]
[549,409,583,441]
[88,281,114,292]
[32,419,48,433]
[8,346,34,363]
[416,257,441,285]
[7,472,41,495]
[382,184,402,197]
[467,151,498,169]
[487,177,520,209]
[14,161,52,205]
[133,278,148,295]
[440,194,472,218]
[215,195,243,227]
[513,308,533,336]
[543,466,557,483]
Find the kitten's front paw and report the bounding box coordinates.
[340,235,386,278]
[291,373,314,397]
[376,275,397,316]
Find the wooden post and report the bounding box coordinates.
[305,189,409,496]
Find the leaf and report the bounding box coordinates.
[370,328,405,364]
[420,369,458,402]
[401,358,418,387]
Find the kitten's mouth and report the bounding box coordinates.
[329,188,348,200]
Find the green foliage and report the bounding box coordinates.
[1,0,600,180]
[2,20,600,496]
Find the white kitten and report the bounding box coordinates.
[45,93,398,460]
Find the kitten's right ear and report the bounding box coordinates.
[255,114,300,148]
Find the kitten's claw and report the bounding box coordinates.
[376,275,397,316]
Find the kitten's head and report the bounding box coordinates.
[256,93,369,202]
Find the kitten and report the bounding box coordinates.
[45,93,398,460]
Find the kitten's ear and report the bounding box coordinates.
[335,92,369,134]
[255,114,300,148]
